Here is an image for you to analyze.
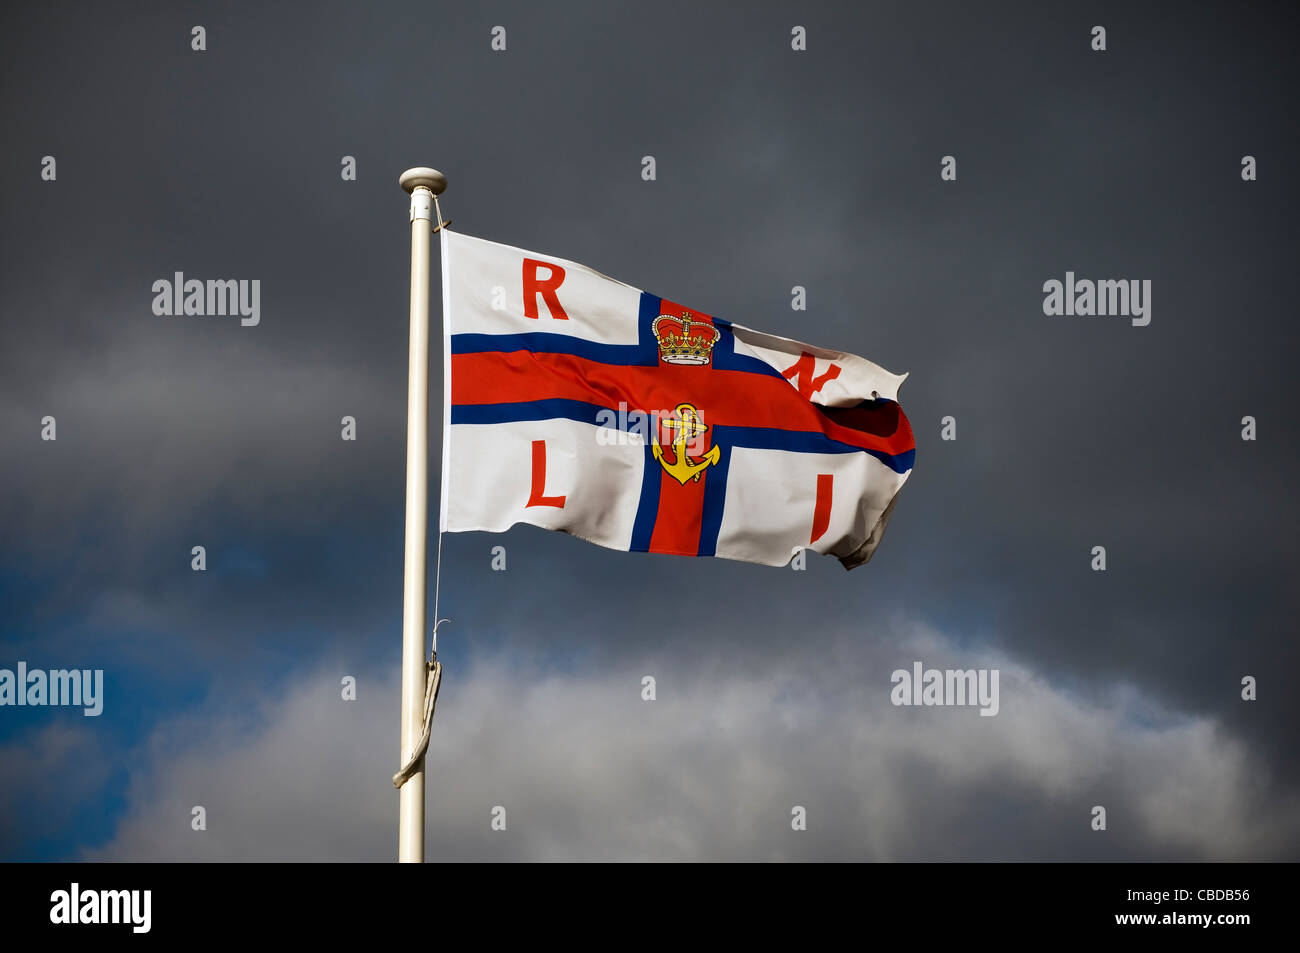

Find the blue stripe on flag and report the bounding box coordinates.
[709,317,787,379]
[450,401,915,473]
[630,444,661,553]
[712,424,915,474]
[451,399,612,427]
[697,442,733,557]
[450,333,649,365]
[635,293,664,364]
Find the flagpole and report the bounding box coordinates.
[397,166,446,863]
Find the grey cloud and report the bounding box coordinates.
[85,620,1300,862]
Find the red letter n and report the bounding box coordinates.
[782,352,842,400]
[522,258,569,320]
[526,440,566,508]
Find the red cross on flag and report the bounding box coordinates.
[440,231,915,569]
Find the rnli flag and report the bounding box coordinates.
[439,231,915,569]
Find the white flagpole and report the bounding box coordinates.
[397,166,446,863]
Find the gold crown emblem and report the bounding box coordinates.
[652,311,720,366]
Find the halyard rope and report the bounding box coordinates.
[392,651,443,789]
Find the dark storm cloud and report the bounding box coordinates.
[1,1,1296,860]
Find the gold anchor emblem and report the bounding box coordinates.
[652,402,721,484]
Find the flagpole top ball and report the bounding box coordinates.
[399,167,447,195]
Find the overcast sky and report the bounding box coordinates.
[1,1,1297,861]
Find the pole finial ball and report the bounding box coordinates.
[399,167,447,195]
